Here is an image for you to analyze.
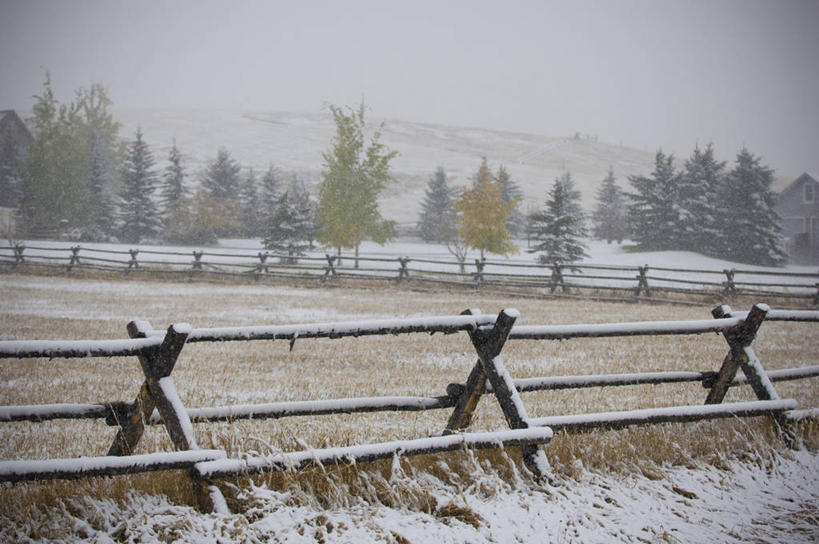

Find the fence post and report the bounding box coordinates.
[125,249,139,274]
[323,254,337,281]
[549,263,565,294]
[722,269,737,298]
[813,280,819,306]
[107,321,192,455]
[12,243,24,266]
[634,265,650,297]
[65,246,81,272]
[445,309,550,478]
[397,257,410,282]
[255,252,269,276]
[473,258,485,287]
[189,251,203,279]
[706,304,792,443]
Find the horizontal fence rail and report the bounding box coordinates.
[0,304,816,514]
[3,243,817,304]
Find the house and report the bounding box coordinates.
[0,109,33,210]
[776,173,819,264]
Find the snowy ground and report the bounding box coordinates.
[3,449,817,543]
[1,248,817,542]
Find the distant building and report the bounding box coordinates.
[0,110,32,211]
[776,173,819,264]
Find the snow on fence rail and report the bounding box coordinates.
[2,242,817,303]
[0,305,816,513]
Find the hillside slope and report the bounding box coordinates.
[115,109,762,226]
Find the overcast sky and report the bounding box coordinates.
[2,0,817,177]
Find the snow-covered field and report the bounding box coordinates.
[0,268,817,542]
[3,449,818,543]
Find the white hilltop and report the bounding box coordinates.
[114,108,665,225]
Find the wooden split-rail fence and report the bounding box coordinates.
[3,243,818,304]
[0,304,817,513]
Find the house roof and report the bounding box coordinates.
[778,172,819,199]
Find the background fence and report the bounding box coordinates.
[2,242,818,304]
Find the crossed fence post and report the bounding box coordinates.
[472,258,485,286]
[189,251,204,279]
[445,309,550,478]
[255,252,270,276]
[323,254,337,281]
[67,246,81,272]
[107,321,195,455]
[722,269,737,298]
[549,263,566,294]
[705,304,793,443]
[12,243,24,266]
[125,249,139,274]
[105,320,224,510]
[397,257,410,282]
[634,265,650,297]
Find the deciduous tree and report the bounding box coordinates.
[454,158,518,259]
[316,102,397,266]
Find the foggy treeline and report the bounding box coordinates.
[2,76,786,267]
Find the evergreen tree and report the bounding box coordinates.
[201,147,241,200]
[495,164,526,236]
[238,169,260,237]
[528,172,588,264]
[591,168,629,244]
[720,148,786,266]
[200,147,241,236]
[678,144,725,253]
[119,128,160,243]
[263,177,316,259]
[77,83,121,237]
[627,150,682,250]
[160,140,187,226]
[316,102,397,265]
[454,158,518,259]
[417,167,456,243]
[259,165,280,223]
[85,135,118,239]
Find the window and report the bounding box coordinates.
[805,182,815,203]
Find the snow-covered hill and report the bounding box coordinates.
[115,108,664,225]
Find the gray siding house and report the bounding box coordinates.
[775,173,819,264]
[0,110,32,207]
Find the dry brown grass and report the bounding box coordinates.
[0,271,816,519]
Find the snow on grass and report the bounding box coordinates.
[2,449,817,543]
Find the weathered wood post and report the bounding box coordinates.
[707,304,793,444]
[813,281,819,306]
[323,254,337,281]
[125,249,139,275]
[12,243,24,266]
[548,263,566,294]
[634,265,651,297]
[722,269,737,298]
[445,309,551,478]
[255,252,269,276]
[397,257,410,282]
[107,321,193,455]
[67,246,81,272]
[189,251,203,280]
[473,258,485,287]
